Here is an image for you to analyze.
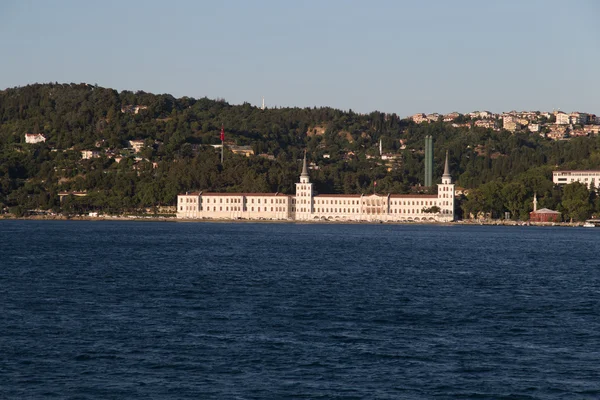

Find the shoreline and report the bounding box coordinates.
[0,214,587,227]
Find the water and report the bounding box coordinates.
[1,221,599,399]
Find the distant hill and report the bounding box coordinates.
[1,83,599,220]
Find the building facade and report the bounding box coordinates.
[556,112,571,125]
[177,152,455,222]
[530,208,561,222]
[25,133,46,144]
[553,170,600,189]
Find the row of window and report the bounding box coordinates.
[313,208,433,214]
[180,205,453,215]
[555,172,600,176]
[183,206,289,212]
[202,198,287,204]
[183,196,446,207]
[313,199,438,206]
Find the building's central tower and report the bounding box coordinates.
[437,150,455,221]
[294,151,313,220]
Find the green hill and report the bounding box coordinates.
[1,83,599,220]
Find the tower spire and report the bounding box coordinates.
[443,150,450,178]
[301,150,308,177]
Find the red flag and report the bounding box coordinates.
[220,126,225,142]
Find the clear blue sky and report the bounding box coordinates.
[1,0,598,116]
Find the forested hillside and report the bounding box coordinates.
[1,83,599,220]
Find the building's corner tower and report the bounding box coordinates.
[437,150,455,221]
[294,151,313,220]
[424,135,433,187]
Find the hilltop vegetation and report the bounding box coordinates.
[1,83,600,220]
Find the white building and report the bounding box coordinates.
[128,140,145,153]
[25,133,46,144]
[121,105,148,114]
[469,111,493,119]
[556,112,570,125]
[81,150,100,159]
[553,170,600,189]
[177,152,455,222]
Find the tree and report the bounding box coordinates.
[560,182,592,222]
[501,181,528,220]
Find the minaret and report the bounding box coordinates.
[533,192,538,212]
[261,97,265,110]
[295,150,313,220]
[379,139,382,156]
[437,150,455,221]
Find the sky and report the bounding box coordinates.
[1,0,599,117]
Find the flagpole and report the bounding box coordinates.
[220,125,224,164]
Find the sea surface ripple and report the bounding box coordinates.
[1,221,599,399]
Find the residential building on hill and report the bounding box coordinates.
[503,116,521,132]
[556,112,571,125]
[553,170,600,189]
[177,152,455,222]
[411,113,427,123]
[570,112,588,125]
[474,120,498,129]
[230,145,255,157]
[443,112,461,122]
[128,140,145,153]
[121,105,148,114]
[81,150,100,159]
[25,133,46,144]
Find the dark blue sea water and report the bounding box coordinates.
[1,221,600,399]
